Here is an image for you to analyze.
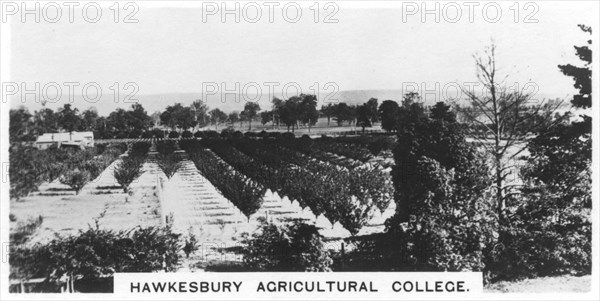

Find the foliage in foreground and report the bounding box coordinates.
[243,218,333,272]
[388,99,496,273]
[10,224,183,282]
[488,25,592,281]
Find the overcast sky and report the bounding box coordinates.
[4,1,598,113]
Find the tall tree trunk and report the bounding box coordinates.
[491,83,505,224]
[495,153,504,223]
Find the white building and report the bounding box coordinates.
[35,132,94,150]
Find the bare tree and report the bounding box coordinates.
[457,43,565,223]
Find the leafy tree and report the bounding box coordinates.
[242,102,261,130]
[378,100,400,132]
[9,107,33,141]
[430,101,456,123]
[356,104,373,132]
[107,108,129,135]
[161,103,197,131]
[57,104,81,140]
[320,103,336,127]
[397,92,427,131]
[192,99,210,129]
[279,96,301,132]
[243,219,333,271]
[228,111,240,126]
[356,98,379,132]
[209,108,228,131]
[33,108,58,136]
[260,110,274,126]
[364,98,379,123]
[271,97,284,127]
[298,94,319,131]
[79,108,99,132]
[332,103,356,126]
[128,103,154,131]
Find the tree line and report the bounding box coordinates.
[10,90,414,142]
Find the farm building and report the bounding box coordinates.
[35,131,94,150]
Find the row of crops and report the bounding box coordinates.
[9,143,128,199]
[179,138,394,235]
[112,142,151,192]
[12,135,395,236]
[98,134,396,168]
[9,140,156,199]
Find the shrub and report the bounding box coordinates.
[111,143,128,154]
[141,131,153,139]
[113,158,143,193]
[95,144,107,155]
[232,131,243,139]
[59,168,92,195]
[488,191,591,281]
[129,142,150,158]
[181,130,193,139]
[367,137,394,155]
[220,129,233,139]
[152,128,165,138]
[281,132,295,141]
[168,131,180,139]
[259,130,269,138]
[194,131,205,138]
[183,230,199,258]
[10,215,43,245]
[10,224,183,287]
[243,218,333,271]
[157,153,180,179]
[9,213,17,222]
[156,140,176,156]
[205,130,220,139]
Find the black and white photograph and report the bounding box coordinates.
[1,1,598,299]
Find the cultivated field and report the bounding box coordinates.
[10,135,397,269]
